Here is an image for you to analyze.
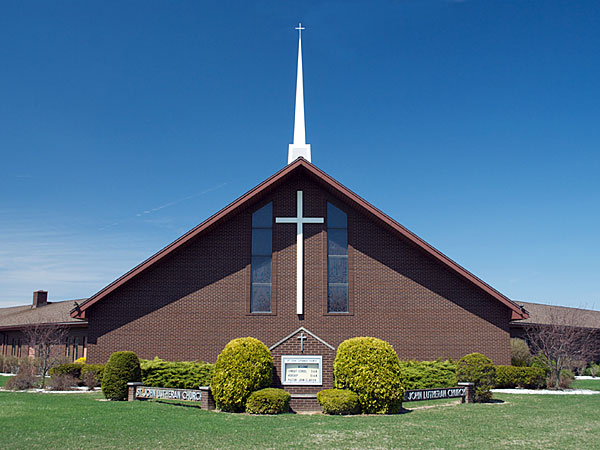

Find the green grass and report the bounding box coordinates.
[1,391,599,449]
[0,375,12,387]
[571,378,600,391]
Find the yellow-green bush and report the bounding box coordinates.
[398,359,457,390]
[245,388,290,414]
[210,337,273,412]
[317,389,360,415]
[101,351,141,400]
[495,365,546,389]
[456,353,496,402]
[333,337,404,414]
[140,357,214,389]
[49,363,84,380]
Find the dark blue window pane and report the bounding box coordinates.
[327,203,347,228]
[252,203,272,228]
[327,229,348,255]
[252,229,272,255]
[328,256,348,284]
[328,284,348,313]
[251,256,272,284]
[251,284,272,313]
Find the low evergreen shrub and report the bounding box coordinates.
[245,388,290,414]
[583,362,600,377]
[80,364,105,389]
[398,359,457,390]
[317,389,360,415]
[456,353,496,402]
[495,365,546,389]
[49,363,84,380]
[210,337,273,412]
[140,357,214,389]
[334,337,404,414]
[101,351,142,400]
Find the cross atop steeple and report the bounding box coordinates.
[288,23,311,164]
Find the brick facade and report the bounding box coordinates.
[85,167,513,373]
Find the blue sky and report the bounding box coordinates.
[1,1,598,309]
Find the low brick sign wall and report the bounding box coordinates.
[127,383,215,410]
[404,382,474,403]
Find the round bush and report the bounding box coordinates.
[101,351,141,400]
[210,337,273,412]
[510,338,531,367]
[333,337,404,414]
[317,389,360,415]
[456,353,496,402]
[245,388,290,414]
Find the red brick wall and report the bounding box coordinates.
[86,171,512,366]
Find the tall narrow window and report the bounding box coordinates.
[327,202,348,313]
[251,202,273,313]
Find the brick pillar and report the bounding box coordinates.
[199,386,215,410]
[127,382,144,401]
[458,382,475,404]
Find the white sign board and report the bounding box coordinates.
[282,355,322,385]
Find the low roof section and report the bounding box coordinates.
[0,300,87,331]
[72,158,528,320]
[512,301,600,330]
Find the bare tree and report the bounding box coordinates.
[23,324,68,388]
[526,307,600,389]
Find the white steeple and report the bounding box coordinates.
[288,23,311,164]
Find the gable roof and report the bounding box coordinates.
[511,301,600,329]
[71,158,527,319]
[0,300,87,330]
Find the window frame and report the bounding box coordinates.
[323,200,353,316]
[248,201,277,315]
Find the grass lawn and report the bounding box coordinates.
[0,375,13,387]
[1,391,599,449]
[572,378,600,391]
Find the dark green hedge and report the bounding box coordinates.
[49,363,84,379]
[245,388,290,414]
[317,389,361,415]
[140,358,214,389]
[101,351,141,401]
[210,337,273,412]
[495,365,546,389]
[398,359,457,390]
[334,337,404,414]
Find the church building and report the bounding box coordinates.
[70,27,528,408]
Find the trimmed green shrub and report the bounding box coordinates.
[456,353,496,402]
[334,337,404,414]
[245,388,290,414]
[495,365,546,389]
[80,364,105,388]
[210,337,273,412]
[583,362,600,377]
[49,363,84,380]
[317,389,361,415]
[398,359,457,390]
[510,338,531,367]
[140,357,214,389]
[101,351,141,400]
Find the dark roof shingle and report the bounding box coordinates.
[0,300,87,329]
